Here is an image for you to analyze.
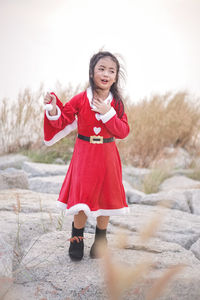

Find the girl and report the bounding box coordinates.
[43,51,130,261]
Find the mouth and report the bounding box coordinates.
[101,79,109,84]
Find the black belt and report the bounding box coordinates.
[78,134,114,144]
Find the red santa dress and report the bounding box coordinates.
[44,87,130,218]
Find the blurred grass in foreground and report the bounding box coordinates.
[0,84,200,167]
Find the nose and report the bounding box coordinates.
[103,70,109,77]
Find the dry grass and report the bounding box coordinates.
[101,203,185,300]
[118,91,200,167]
[141,168,170,194]
[1,86,200,167]
[0,86,44,154]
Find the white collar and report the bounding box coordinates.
[86,87,113,109]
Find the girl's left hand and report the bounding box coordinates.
[92,97,111,115]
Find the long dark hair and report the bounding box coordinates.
[89,51,125,118]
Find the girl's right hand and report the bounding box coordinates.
[44,92,56,107]
[44,92,57,115]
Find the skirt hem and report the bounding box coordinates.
[56,201,130,218]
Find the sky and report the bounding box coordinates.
[0,0,200,103]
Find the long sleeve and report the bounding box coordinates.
[44,93,81,146]
[100,105,130,139]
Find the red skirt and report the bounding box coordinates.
[57,138,129,218]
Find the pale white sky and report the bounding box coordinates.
[0,0,200,102]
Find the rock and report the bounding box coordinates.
[110,205,200,250]
[123,165,151,188]
[29,175,65,193]
[1,189,200,299]
[53,158,65,164]
[0,154,28,170]
[141,190,190,212]
[160,175,200,191]
[123,180,145,204]
[9,231,200,300]
[0,189,59,213]
[0,168,29,190]
[0,189,73,253]
[189,190,200,215]
[22,161,69,177]
[190,238,200,260]
[0,236,13,278]
[150,147,192,169]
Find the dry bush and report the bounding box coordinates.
[0,86,44,154]
[118,92,200,167]
[1,86,200,168]
[0,82,84,157]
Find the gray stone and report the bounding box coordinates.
[29,175,64,193]
[123,165,150,188]
[141,190,190,212]
[150,147,192,169]
[0,154,28,170]
[160,175,200,191]
[22,161,69,177]
[53,158,65,164]
[0,168,29,190]
[0,236,13,278]
[123,180,145,204]
[190,190,200,215]
[190,238,200,260]
[0,189,73,253]
[1,189,200,299]
[110,205,200,250]
[11,231,200,300]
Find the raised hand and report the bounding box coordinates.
[91,97,111,115]
[44,92,57,115]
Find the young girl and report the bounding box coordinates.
[43,51,130,261]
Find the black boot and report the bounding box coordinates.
[68,222,84,261]
[90,226,107,259]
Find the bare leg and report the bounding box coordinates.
[74,210,87,229]
[97,216,110,229]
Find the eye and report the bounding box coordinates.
[98,68,104,71]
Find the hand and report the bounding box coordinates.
[44,92,57,115]
[91,97,111,115]
[44,92,56,107]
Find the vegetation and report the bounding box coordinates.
[0,84,200,167]
[141,168,170,194]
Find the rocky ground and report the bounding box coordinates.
[0,153,200,300]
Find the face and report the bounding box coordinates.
[93,56,117,91]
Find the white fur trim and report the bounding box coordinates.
[100,107,116,123]
[44,119,77,146]
[56,201,130,218]
[46,105,61,120]
[86,87,113,110]
[57,201,67,210]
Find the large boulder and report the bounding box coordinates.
[22,161,69,177]
[0,154,28,170]
[5,230,200,300]
[110,205,200,250]
[138,190,190,213]
[29,175,65,193]
[0,236,13,278]
[0,168,29,190]
[159,175,200,191]
[150,147,192,169]
[1,189,200,299]
[188,189,200,215]
[122,165,150,188]
[190,238,200,260]
[123,180,145,204]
